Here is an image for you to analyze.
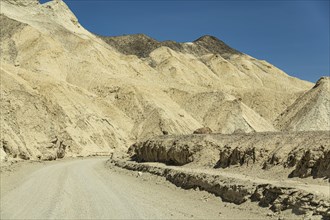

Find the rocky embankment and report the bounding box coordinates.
[110,160,330,218]
[128,131,330,179]
[112,131,330,218]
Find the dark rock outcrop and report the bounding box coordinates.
[99,34,241,59]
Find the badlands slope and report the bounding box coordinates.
[0,0,327,162]
[275,77,330,131]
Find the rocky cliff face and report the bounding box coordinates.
[0,0,326,162]
[129,131,330,179]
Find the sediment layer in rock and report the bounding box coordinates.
[129,131,330,179]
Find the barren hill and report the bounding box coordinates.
[275,77,330,131]
[0,0,323,162]
[101,33,313,121]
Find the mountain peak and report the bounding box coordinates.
[130,33,156,40]
[193,35,242,57]
[194,35,220,42]
[316,76,330,84]
[313,76,330,89]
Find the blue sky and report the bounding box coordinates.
[41,0,329,83]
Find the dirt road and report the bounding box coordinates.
[1,158,287,219]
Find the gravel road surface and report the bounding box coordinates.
[0,158,281,219]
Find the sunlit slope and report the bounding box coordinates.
[0,0,318,161]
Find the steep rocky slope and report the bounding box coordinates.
[0,0,321,162]
[275,77,330,131]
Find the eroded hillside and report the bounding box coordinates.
[0,0,327,162]
[275,77,330,131]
